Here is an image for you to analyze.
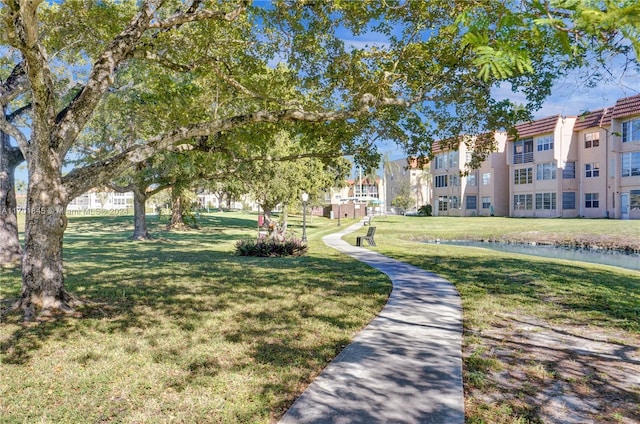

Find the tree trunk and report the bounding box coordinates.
[0,132,22,266]
[131,186,150,240]
[168,186,185,229]
[19,159,73,320]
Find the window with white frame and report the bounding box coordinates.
[466,195,477,209]
[536,162,556,180]
[584,132,600,148]
[535,192,556,210]
[482,196,491,209]
[450,174,460,187]
[631,190,640,210]
[536,135,554,151]
[513,194,533,210]
[585,193,599,208]
[448,151,459,168]
[435,174,448,187]
[467,173,477,186]
[585,163,600,178]
[514,167,533,184]
[622,118,640,143]
[562,192,576,209]
[562,161,576,179]
[450,196,460,209]
[482,172,491,185]
[435,153,446,169]
[438,196,448,211]
[622,152,640,177]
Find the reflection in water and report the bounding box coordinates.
[432,241,640,271]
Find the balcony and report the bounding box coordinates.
[513,152,534,164]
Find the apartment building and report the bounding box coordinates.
[507,93,640,219]
[385,93,640,220]
[507,115,578,218]
[431,134,509,217]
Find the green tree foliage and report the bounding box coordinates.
[1,0,637,318]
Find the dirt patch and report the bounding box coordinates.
[464,314,640,423]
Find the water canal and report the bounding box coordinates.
[432,240,640,271]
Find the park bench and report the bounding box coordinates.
[356,226,376,247]
[361,215,373,226]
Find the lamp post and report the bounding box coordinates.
[301,192,308,242]
[337,194,342,226]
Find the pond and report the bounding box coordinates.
[431,240,640,271]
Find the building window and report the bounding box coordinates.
[536,135,554,151]
[482,172,491,185]
[466,195,477,209]
[631,190,640,210]
[450,174,460,187]
[562,161,576,179]
[435,175,448,187]
[622,118,640,143]
[585,132,600,148]
[562,192,576,209]
[585,193,599,208]
[585,163,600,178]
[535,192,556,210]
[622,152,640,177]
[435,153,446,169]
[513,138,534,164]
[448,152,459,168]
[467,173,477,186]
[438,196,448,211]
[536,162,557,180]
[514,167,533,184]
[482,196,491,209]
[450,196,460,209]
[514,194,533,210]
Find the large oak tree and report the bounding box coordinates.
[1,0,637,319]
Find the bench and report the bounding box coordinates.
[361,215,373,226]
[356,226,376,247]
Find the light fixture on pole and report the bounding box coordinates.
[301,192,309,242]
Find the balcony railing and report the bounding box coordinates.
[513,152,534,164]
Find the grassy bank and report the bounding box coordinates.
[0,213,391,423]
[351,215,640,423]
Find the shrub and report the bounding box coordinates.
[235,237,308,257]
[418,204,433,216]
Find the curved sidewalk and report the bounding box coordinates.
[279,223,464,424]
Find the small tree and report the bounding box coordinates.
[391,183,413,215]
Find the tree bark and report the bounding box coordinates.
[0,131,23,266]
[131,185,150,240]
[168,186,186,229]
[19,158,72,320]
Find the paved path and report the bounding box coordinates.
[279,223,464,424]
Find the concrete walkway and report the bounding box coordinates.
[279,223,464,424]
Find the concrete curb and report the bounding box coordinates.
[279,223,465,424]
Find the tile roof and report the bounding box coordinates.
[513,115,561,139]
[611,93,640,119]
[573,108,612,130]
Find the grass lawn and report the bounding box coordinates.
[349,215,640,423]
[2,213,639,423]
[0,212,391,423]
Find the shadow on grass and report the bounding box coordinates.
[0,211,391,417]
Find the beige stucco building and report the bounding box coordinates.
[386,93,640,220]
